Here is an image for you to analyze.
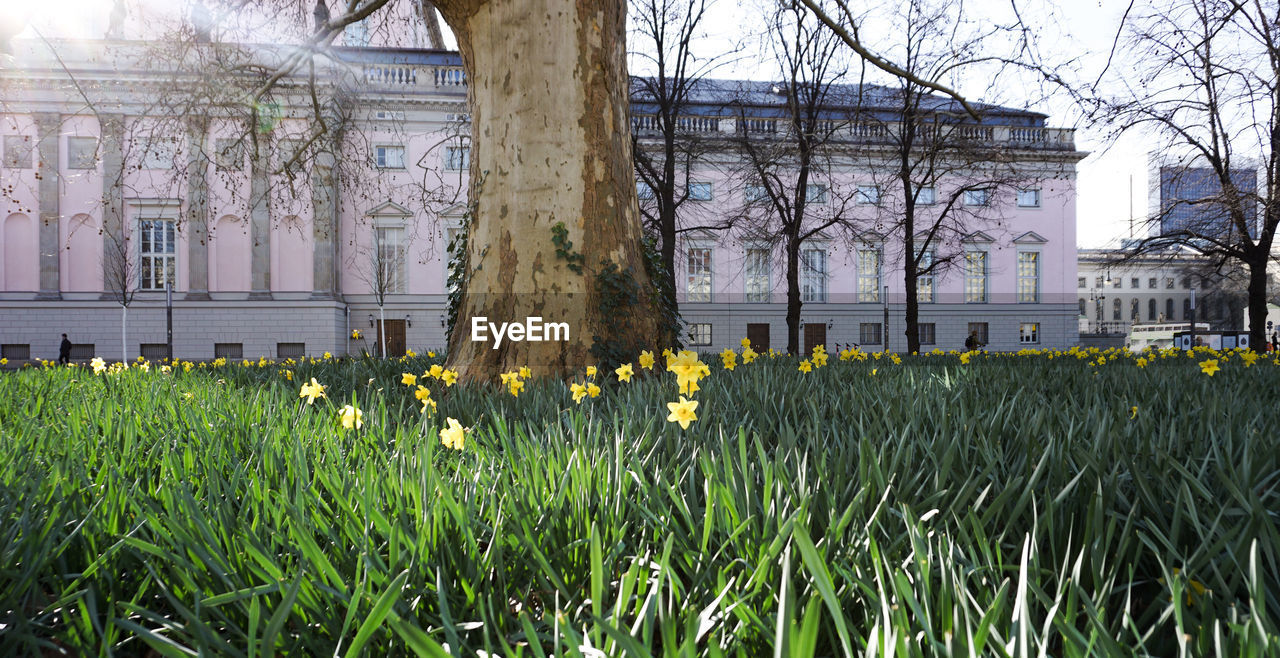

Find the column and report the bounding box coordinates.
[35,113,61,299]
[99,114,125,302]
[310,141,338,299]
[248,147,272,299]
[184,117,210,300]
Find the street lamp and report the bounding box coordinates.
[882,285,889,353]
[1090,289,1107,334]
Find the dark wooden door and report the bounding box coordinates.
[377,319,407,357]
[803,323,826,355]
[747,323,769,352]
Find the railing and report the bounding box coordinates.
[359,64,466,90]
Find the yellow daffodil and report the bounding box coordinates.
[586,365,598,377]
[405,348,416,357]
[871,368,878,376]
[798,360,812,373]
[740,337,751,348]
[1240,351,1259,367]
[570,382,588,404]
[499,371,520,385]
[420,397,437,414]
[323,351,332,360]
[401,372,417,386]
[90,357,106,374]
[959,352,972,365]
[339,404,363,430]
[442,369,458,386]
[615,363,634,382]
[281,369,292,380]
[414,385,432,401]
[720,349,737,371]
[1200,359,1221,376]
[427,364,444,379]
[519,366,532,379]
[428,351,436,358]
[439,417,466,449]
[351,329,362,339]
[638,350,655,370]
[508,378,524,397]
[138,362,150,372]
[1130,405,1138,419]
[742,347,758,364]
[299,378,326,404]
[587,383,601,398]
[666,395,699,430]
[1136,357,1148,368]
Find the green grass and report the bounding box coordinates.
[1,349,1278,656]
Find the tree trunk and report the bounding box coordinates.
[436,0,666,380]
[379,305,387,358]
[1247,255,1268,352]
[785,237,801,355]
[121,305,127,363]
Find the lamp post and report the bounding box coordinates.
[1189,287,1196,348]
[1090,289,1106,334]
[882,285,889,354]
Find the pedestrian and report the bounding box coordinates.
[58,333,72,365]
[964,330,978,351]
[1271,331,1278,352]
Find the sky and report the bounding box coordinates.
[5,0,1148,248]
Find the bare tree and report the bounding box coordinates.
[856,0,1049,353]
[729,0,858,355]
[629,0,737,320]
[1091,0,1280,351]
[102,230,140,362]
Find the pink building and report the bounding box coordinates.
[0,8,1083,361]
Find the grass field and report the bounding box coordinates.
[1,346,1278,656]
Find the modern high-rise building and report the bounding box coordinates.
[1149,155,1259,240]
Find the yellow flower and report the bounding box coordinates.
[1199,359,1220,376]
[508,378,524,397]
[161,365,172,374]
[871,368,878,376]
[427,351,436,358]
[570,382,588,404]
[428,364,444,379]
[586,365,598,377]
[439,417,466,450]
[798,360,812,373]
[587,383,601,398]
[299,378,326,404]
[615,363,634,382]
[720,348,737,371]
[666,395,699,430]
[1136,357,1148,368]
[351,329,362,339]
[742,347,757,364]
[638,350,655,370]
[401,372,417,386]
[1240,351,1259,367]
[499,371,520,385]
[741,337,751,348]
[282,369,292,380]
[90,357,106,374]
[420,397,437,414]
[339,404,363,430]
[519,366,532,379]
[959,352,972,365]
[442,369,458,386]
[323,351,332,360]
[414,385,432,401]
[405,348,416,358]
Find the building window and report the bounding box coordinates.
[1180,276,1190,289]
[1112,277,1121,289]
[140,343,170,360]
[374,145,405,169]
[214,343,243,359]
[745,248,770,303]
[1,344,30,360]
[374,226,406,294]
[1095,276,1104,288]
[4,135,33,168]
[1017,251,1040,303]
[801,248,827,302]
[859,322,882,345]
[345,19,370,46]
[744,184,767,203]
[857,248,881,303]
[1165,298,1174,320]
[1148,299,1157,321]
[688,181,712,201]
[1183,298,1192,320]
[1130,298,1140,320]
[917,251,935,303]
[918,323,936,345]
[141,137,178,170]
[687,323,712,346]
[1079,298,1087,316]
[1078,277,1086,289]
[686,246,712,302]
[963,188,991,206]
[968,322,989,346]
[1112,298,1121,321]
[1130,277,1140,289]
[1019,322,1040,344]
[806,184,828,204]
[1146,277,1156,289]
[445,146,470,170]
[855,185,879,205]
[1016,188,1041,208]
[964,251,987,303]
[444,225,463,293]
[1165,277,1174,289]
[215,138,244,171]
[916,186,935,205]
[138,218,176,291]
[68,137,98,169]
[278,342,306,359]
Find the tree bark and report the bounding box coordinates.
[785,236,801,355]
[1247,254,1268,351]
[435,0,666,380]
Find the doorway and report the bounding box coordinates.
[803,323,826,355]
[376,319,407,357]
[746,323,770,352]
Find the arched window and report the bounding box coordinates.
[1131,298,1140,321]
[1148,299,1157,321]
[1112,298,1122,321]
[1166,298,1175,320]
[1183,298,1192,321]
[1079,298,1087,316]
